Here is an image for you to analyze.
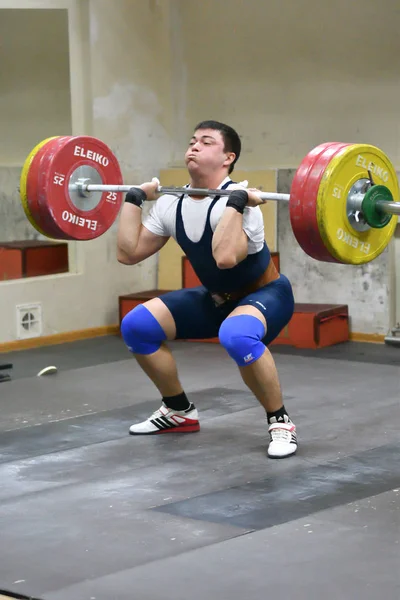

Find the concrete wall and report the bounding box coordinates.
[0,0,398,343]
[0,9,71,242]
[178,0,400,168]
[0,0,174,343]
[0,8,72,166]
[176,0,400,336]
[277,170,394,335]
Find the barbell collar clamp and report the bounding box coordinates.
[74,178,92,198]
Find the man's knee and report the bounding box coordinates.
[218,314,266,366]
[121,304,167,354]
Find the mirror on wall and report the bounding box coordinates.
[0,8,73,281]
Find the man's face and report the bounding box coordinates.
[184,128,235,176]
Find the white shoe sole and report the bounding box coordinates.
[268,446,298,459]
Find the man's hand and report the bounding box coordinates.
[227,182,266,208]
[139,177,160,201]
[117,177,168,265]
[245,188,266,207]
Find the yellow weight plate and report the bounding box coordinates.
[19,137,60,236]
[317,144,399,264]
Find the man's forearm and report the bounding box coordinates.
[117,203,142,259]
[212,207,246,268]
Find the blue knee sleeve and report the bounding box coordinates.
[219,315,266,366]
[121,304,167,354]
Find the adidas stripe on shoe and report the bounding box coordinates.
[129,402,200,435]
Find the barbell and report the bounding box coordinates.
[19,135,400,265]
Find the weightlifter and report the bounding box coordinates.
[117,120,297,458]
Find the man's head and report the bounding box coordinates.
[185,120,241,178]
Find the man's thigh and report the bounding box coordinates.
[158,287,232,340]
[236,275,295,345]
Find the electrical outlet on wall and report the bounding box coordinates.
[16,303,43,340]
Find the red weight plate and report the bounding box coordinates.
[26,137,72,239]
[33,137,82,239]
[289,142,336,261]
[290,142,352,263]
[37,136,124,241]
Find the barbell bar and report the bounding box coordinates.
[71,180,400,235]
[72,179,292,203]
[351,196,400,216]
[372,201,400,215]
[348,190,400,217]
[72,182,400,218]
[20,135,400,264]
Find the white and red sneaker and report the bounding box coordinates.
[268,415,297,458]
[129,403,200,435]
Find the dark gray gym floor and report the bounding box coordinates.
[0,336,399,600]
